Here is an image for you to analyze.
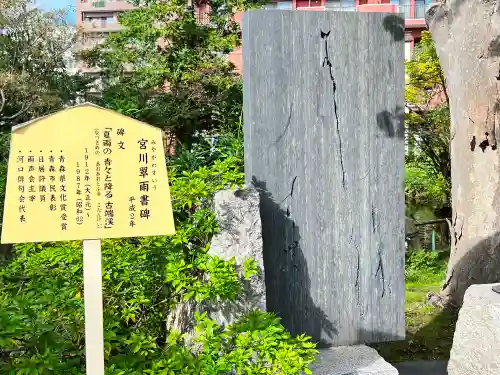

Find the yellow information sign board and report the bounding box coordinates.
[1,103,176,243]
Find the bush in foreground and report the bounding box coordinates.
[0,137,318,374]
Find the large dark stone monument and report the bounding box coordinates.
[243,9,406,346]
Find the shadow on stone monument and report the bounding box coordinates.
[382,14,405,42]
[376,105,405,139]
[251,176,338,348]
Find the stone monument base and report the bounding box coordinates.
[307,345,398,375]
[448,283,500,375]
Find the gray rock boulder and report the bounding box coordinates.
[447,283,500,375]
[207,185,266,326]
[308,345,398,375]
[165,185,265,343]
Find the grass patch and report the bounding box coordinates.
[370,250,459,363]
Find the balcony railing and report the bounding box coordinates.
[397,4,428,19]
[325,3,429,19]
[81,21,124,32]
[195,12,211,25]
[74,37,107,51]
[78,0,136,12]
[324,4,356,11]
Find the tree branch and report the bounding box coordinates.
[415,135,442,173]
[415,218,450,226]
[0,89,5,114]
[439,74,449,107]
[405,102,426,115]
[445,218,454,242]
[0,102,31,122]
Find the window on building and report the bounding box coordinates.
[92,1,106,7]
[277,1,293,8]
[325,0,354,10]
[296,0,322,7]
[414,0,426,18]
[357,0,390,4]
[399,0,410,18]
[264,1,293,8]
[325,0,342,8]
[84,16,105,21]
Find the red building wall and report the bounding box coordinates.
[227,3,427,72]
[228,11,244,73]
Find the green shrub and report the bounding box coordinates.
[0,135,318,374]
[405,164,449,209]
[0,132,10,224]
[168,124,244,173]
[405,250,448,284]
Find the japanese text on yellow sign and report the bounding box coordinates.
[1,104,175,243]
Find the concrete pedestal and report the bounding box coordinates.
[308,345,398,375]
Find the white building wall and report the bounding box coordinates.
[405,41,412,61]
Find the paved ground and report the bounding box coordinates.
[392,361,448,375]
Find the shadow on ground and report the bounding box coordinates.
[393,360,448,375]
[372,227,500,364]
[370,289,458,363]
[367,250,458,362]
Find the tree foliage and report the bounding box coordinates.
[0,0,87,129]
[0,0,88,230]
[405,31,450,215]
[81,0,251,145]
[405,163,448,208]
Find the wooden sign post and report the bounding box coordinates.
[1,103,176,374]
[83,239,105,375]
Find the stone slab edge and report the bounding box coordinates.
[307,345,398,375]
